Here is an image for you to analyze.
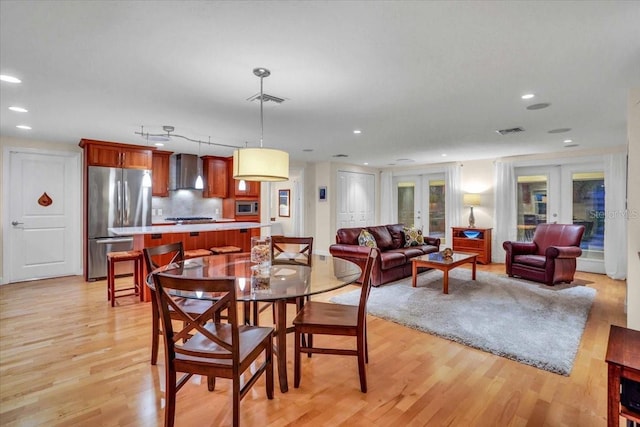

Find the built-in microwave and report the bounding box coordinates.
[235,201,259,216]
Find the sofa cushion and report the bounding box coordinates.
[513,254,546,268]
[416,244,440,255]
[387,247,424,259]
[386,223,405,249]
[367,225,394,250]
[403,226,424,247]
[379,251,407,270]
[358,229,377,248]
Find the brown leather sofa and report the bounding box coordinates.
[329,224,441,287]
[503,223,585,285]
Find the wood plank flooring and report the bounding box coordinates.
[0,264,627,426]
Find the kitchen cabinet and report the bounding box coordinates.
[451,227,492,264]
[151,150,172,197]
[234,179,260,198]
[201,155,228,198]
[80,139,153,170]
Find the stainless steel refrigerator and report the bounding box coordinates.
[87,166,151,280]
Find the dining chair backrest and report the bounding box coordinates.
[152,273,239,364]
[143,242,185,272]
[271,236,314,267]
[357,248,378,328]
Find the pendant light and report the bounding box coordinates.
[195,141,204,189]
[233,68,289,182]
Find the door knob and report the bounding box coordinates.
[11,221,24,226]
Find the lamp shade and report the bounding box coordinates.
[233,148,289,181]
[463,193,481,206]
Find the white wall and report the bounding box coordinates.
[627,89,640,330]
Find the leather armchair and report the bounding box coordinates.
[503,223,585,285]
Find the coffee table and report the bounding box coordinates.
[411,251,477,294]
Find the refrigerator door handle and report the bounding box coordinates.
[116,180,122,224]
[124,180,130,224]
[96,237,134,244]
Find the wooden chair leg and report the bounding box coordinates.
[232,377,240,427]
[294,329,301,388]
[357,333,367,393]
[107,258,115,307]
[165,370,177,427]
[307,333,313,358]
[266,340,274,399]
[151,298,160,365]
[207,376,215,391]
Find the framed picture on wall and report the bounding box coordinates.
[278,189,290,217]
[319,186,327,202]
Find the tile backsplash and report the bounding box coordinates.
[152,190,223,221]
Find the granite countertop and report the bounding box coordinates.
[109,222,270,235]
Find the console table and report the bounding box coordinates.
[451,227,492,264]
[605,325,640,427]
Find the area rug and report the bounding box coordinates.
[330,269,596,375]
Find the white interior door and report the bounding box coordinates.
[4,148,81,283]
[336,171,375,229]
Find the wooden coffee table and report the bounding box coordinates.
[411,251,477,294]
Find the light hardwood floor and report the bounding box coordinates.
[0,264,627,426]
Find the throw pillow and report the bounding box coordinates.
[358,229,377,248]
[403,226,424,247]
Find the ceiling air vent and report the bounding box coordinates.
[247,93,286,104]
[496,127,525,136]
[332,154,349,158]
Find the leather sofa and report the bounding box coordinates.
[503,223,585,285]
[329,224,441,287]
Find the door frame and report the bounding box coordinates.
[2,145,83,284]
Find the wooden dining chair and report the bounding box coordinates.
[143,242,223,366]
[292,248,377,392]
[251,236,314,326]
[152,272,274,427]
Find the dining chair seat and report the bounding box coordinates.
[106,250,144,307]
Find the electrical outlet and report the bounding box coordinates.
[158,208,163,216]
[215,208,220,215]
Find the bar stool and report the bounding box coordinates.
[184,248,212,259]
[210,246,242,254]
[106,250,144,307]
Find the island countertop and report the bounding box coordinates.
[109,222,271,235]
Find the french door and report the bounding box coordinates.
[515,163,605,273]
[395,174,446,242]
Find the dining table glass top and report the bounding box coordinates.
[148,253,362,302]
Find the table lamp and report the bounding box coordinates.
[463,193,481,228]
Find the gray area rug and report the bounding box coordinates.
[330,269,596,375]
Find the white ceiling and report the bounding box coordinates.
[1,1,639,167]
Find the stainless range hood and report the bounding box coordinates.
[171,153,200,190]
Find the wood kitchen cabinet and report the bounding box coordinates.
[451,227,492,264]
[201,155,228,198]
[151,150,172,197]
[234,179,260,198]
[79,139,153,170]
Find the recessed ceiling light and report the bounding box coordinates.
[353,130,362,134]
[441,154,447,157]
[563,139,573,143]
[9,106,28,113]
[154,142,164,147]
[16,125,31,130]
[521,94,535,100]
[0,74,21,83]
[363,162,368,165]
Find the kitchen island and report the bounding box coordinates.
[110,221,271,301]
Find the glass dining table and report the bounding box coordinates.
[148,252,362,393]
